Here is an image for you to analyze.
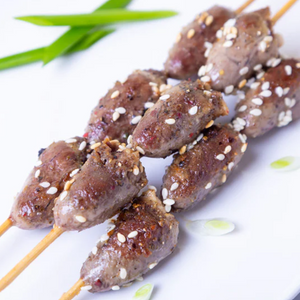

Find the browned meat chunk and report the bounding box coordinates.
[54,140,147,231]
[234,59,300,137]
[164,6,236,79]
[161,124,246,212]
[85,70,167,144]
[132,80,228,158]
[10,137,87,230]
[202,8,281,92]
[80,189,179,292]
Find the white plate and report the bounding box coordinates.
[1,0,300,299]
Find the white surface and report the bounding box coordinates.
[0,0,300,299]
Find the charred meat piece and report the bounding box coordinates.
[54,140,147,231]
[161,124,246,212]
[10,137,87,230]
[202,8,281,91]
[85,70,167,144]
[234,59,300,137]
[164,6,236,79]
[132,80,228,158]
[80,189,179,292]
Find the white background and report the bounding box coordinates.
[1,0,300,299]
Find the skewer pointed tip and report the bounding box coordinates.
[59,279,84,300]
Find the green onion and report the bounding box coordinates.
[270,156,300,171]
[43,0,132,64]
[0,29,113,71]
[133,284,154,300]
[16,9,178,27]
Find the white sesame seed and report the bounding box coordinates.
[170,182,179,191]
[136,146,145,155]
[204,48,211,58]
[79,141,87,151]
[90,142,101,150]
[222,174,227,183]
[238,133,247,143]
[148,185,157,192]
[133,165,139,176]
[115,107,126,114]
[236,117,246,126]
[100,233,109,242]
[285,97,292,107]
[200,75,211,83]
[149,262,158,269]
[75,215,86,223]
[165,205,171,212]
[272,58,281,67]
[198,65,206,77]
[223,40,233,48]
[206,63,213,73]
[187,28,195,39]
[216,154,225,161]
[238,105,247,112]
[111,90,120,99]
[254,64,262,71]
[283,87,290,95]
[266,57,276,67]
[204,41,213,49]
[256,72,265,79]
[144,102,154,109]
[112,286,120,291]
[261,82,270,90]
[224,146,232,154]
[258,41,267,52]
[205,15,214,26]
[136,277,144,282]
[35,160,42,167]
[228,162,235,171]
[264,35,273,43]
[189,106,198,115]
[128,231,138,238]
[241,143,248,153]
[224,18,236,27]
[250,109,262,116]
[131,116,142,125]
[250,82,261,89]
[226,33,237,40]
[117,233,126,243]
[165,118,176,125]
[285,65,292,76]
[159,94,170,101]
[275,86,283,97]
[252,98,263,105]
[107,224,116,232]
[112,111,120,122]
[175,33,182,43]
[259,90,272,97]
[296,62,300,68]
[197,133,204,142]
[239,67,249,76]
[123,282,133,288]
[81,285,92,291]
[35,169,40,178]
[216,29,223,39]
[149,82,158,87]
[70,168,79,178]
[40,182,50,188]
[206,120,214,128]
[163,199,175,206]
[162,188,168,199]
[225,85,234,94]
[290,99,296,108]
[205,182,212,189]
[60,191,68,201]
[65,138,77,144]
[120,268,127,279]
[92,246,98,255]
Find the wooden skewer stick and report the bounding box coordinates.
[235,0,256,14]
[0,218,13,237]
[272,0,298,24]
[59,279,85,300]
[0,225,64,291]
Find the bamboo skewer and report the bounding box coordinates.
[59,279,85,300]
[0,225,64,291]
[235,0,256,14]
[272,0,298,24]
[0,219,13,237]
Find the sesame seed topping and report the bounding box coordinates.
[112,111,120,122]
[206,63,213,73]
[261,82,270,90]
[92,246,98,255]
[149,262,158,269]
[250,82,260,89]
[197,133,204,142]
[225,85,234,94]
[39,182,50,190]
[128,231,138,238]
[188,106,198,115]
[226,33,237,40]
[224,18,236,27]
[285,65,292,76]
[264,35,273,43]
[259,90,272,97]
[149,82,158,87]
[205,182,212,189]
[205,120,214,128]
[148,185,157,192]
[272,58,281,67]
[162,188,168,199]
[236,117,246,126]
[131,115,142,125]
[176,33,182,43]
[223,40,233,48]
[79,141,87,151]
[228,162,235,171]
[283,87,290,95]
[296,62,300,68]
[238,133,247,144]
[136,277,144,282]
[216,154,225,161]
[64,178,75,191]
[252,98,263,105]
[238,79,247,89]
[216,29,223,39]
[60,191,68,201]
[69,169,79,178]
[224,146,232,154]
[254,64,262,71]
[111,90,120,99]
[204,41,213,49]
[200,75,211,83]
[144,102,154,109]
[256,72,265,79]
[75,215,86,223]
[117,233,126,243]
[198,65,206,77]
[163,199,175,206]
[179,145,187,155]
[112,286,120,291]
[35,169,40,178]
[222,174,227,183]
[275,87,283,97]
[115,107,126,114]
[81,285,92,291]
[239,67,249,76]
[187,28,195,39]
[170,182,179,191]
[46,186,58,195]
[65,138,77,144]
[250,109,262,116]
[159,94,170,101]
[136,146,145,155]
[120,268,127,279]
[165,118,176,125]
[35,160,42,167]
[238,105,247,112]
[165,205,171,212]
[204,48,211,58]
[241,143,248,153]
[90,142,101,150]
[100,233,109,242]
[258,41,267,52]
[133,165,139,176]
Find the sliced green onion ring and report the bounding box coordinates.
[270,156,300,172]
[133,284,154,300]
